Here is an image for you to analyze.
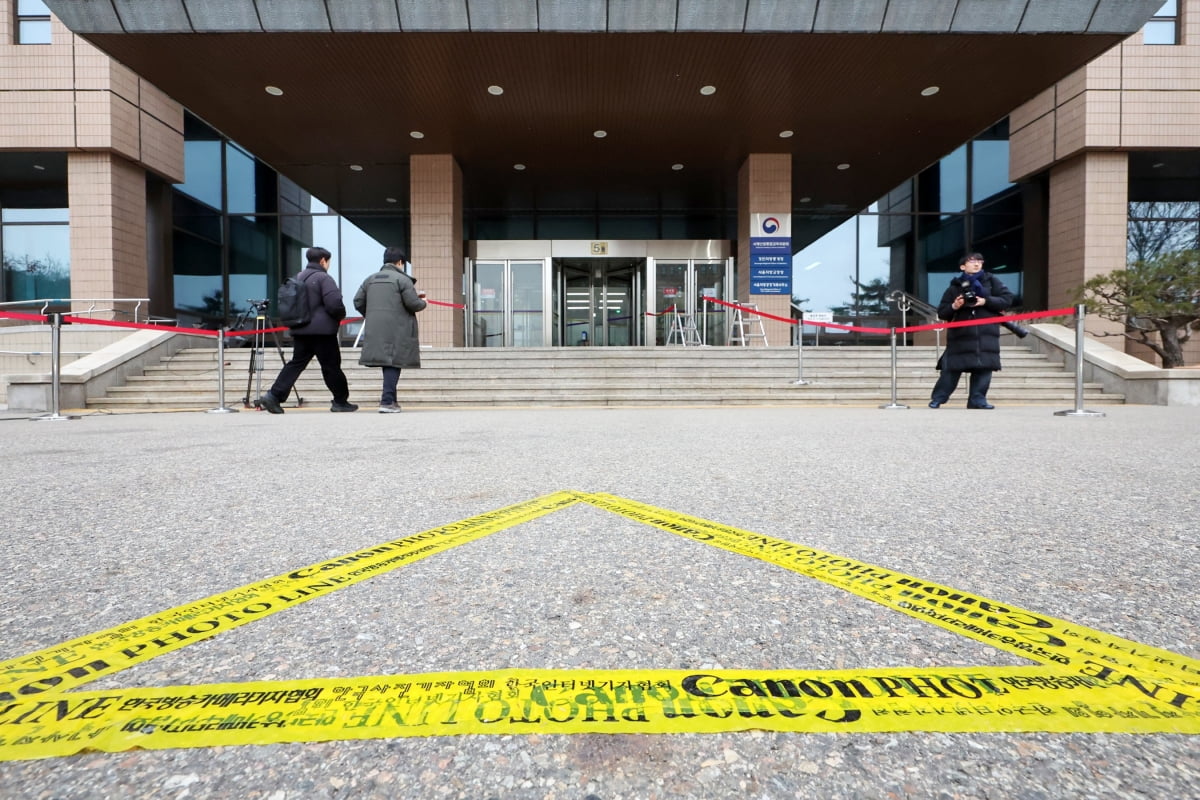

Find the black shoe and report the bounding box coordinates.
[928,401,942,408]
[257,394,283,414]
[968,403,995,409]
[331,400,359,412]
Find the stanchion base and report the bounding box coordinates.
[207,407,239,414]
[879,403,910,410]
[792,379,811,386]
[1054,409,1105,417]
[33,413,79,422]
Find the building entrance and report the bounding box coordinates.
[466,241,733,347]
[553,258,644,346]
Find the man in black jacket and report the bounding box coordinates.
[929,252,1014,410]
[258,246,358,414]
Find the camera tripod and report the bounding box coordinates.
[228,299,303,409]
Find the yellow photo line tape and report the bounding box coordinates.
[583,494,1200,713]
[0,492,581,702]
[2,665,1197,761]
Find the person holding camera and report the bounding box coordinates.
[353,247,427,413]
[929,252,1014,409]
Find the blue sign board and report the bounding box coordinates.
[749,214,791,295]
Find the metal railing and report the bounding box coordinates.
[0,297,151,324]
[886,290,940,349]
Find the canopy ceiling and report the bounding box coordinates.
[46,1,1161,225]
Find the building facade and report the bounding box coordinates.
[2,0,1193,365]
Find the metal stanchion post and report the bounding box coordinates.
[34,312,78,421]
[879,328,909,409]
[1055,304,1104,418]
[207,328,238,414]
[793,311,809,385]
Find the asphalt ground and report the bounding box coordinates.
[0,403,1197,800]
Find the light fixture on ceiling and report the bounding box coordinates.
[671,163,684,171]
[700,85,716,95]
[799,196,812,203]
[593,130,607,138]
[264,85,283,96]
[779,130,794,138]
[837,163,851,170]
[349,164,363,172]
[920,86,940,97]
[1152,162,1165,168]
[488,85,504,95]
[33,164,45,171]
[410,131,425,139]
[385,197,398,203]
[513,163,526,171]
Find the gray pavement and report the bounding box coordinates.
[0,403,1197,799]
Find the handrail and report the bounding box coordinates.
[887,290,940,350]
[0,297,150,323]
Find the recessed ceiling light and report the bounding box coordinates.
[410,131,425,139]
[488,85,504,95]
[513,163,526,171]
[593,130,607,138]
[699,85,716,96]
[779,130,794,138]
[920,86,940,97]
[1152,162,1165,168]
[837,163,851,170]
[671,163,684,171]
[349,164,363,172]
[265,85,283,96]
[385,197,398,203]
[33,164,45,171]
[799,196,812,203]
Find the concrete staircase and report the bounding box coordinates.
[86,344,1124,410]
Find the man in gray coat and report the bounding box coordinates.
[353,247,427,413]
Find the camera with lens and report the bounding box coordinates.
[247,298,271,312]
[956,280,977,306]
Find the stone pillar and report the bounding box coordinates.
[67,152,147,319]
[737,153,792,346]
[410,154,464,347]
[1047,151,1128,338]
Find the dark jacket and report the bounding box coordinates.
[936,271,1013,373]
[288,264,347,337]
[353,264,427,368]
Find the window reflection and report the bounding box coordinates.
[2,221,69,302]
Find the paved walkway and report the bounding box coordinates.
[1,404,1196,799]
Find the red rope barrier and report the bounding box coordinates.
[645,304,677,317]
[0,310,49,323]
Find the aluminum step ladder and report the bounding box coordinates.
[666,307,703,346]
[729,303,768,346]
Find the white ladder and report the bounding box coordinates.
[729,304,768,347]
[666,307,703,346]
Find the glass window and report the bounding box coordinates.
[918,145,967,217]
[972,141,1013,205]
[791,216,856,316]
[336,217,389,318]
[228,215,278,321]
[2,223,69,302]
[1143,1,1179,45]
[16,0,52,44]
[172,233,224,327]
[178,139,223,210]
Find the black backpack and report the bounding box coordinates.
[277,272,313,328]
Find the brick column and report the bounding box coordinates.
[1047,151,1128,338]
[737,153,792,346]
[410,154,464,347]
[67,152,147,317]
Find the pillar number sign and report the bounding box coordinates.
[750,213,791,295]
